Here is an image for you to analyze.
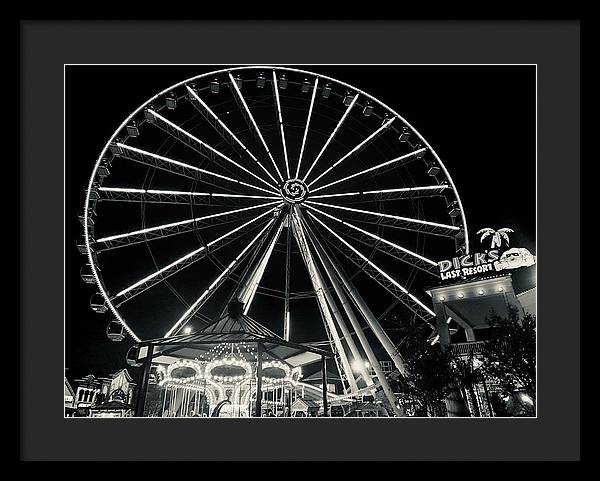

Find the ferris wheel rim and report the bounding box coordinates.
[83,65,470,344]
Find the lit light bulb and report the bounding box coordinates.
[458,292,464,298]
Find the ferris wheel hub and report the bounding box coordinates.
[281,178,309,204]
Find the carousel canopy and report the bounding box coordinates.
[136,301,333,369]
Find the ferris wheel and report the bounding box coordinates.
[78,66,469,409]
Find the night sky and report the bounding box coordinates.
[65,65,536,383]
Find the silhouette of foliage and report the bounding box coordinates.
[481,307,536,415]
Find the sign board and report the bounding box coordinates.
[438,227,535,281]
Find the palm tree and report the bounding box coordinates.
[477,227,514,249]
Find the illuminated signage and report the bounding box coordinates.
[438,227,536,281]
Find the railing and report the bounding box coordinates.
[450,341,487,356]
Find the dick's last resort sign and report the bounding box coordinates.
[438,228,536,281]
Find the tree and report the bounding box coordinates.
[399,337,456,416]
[477,227,514,248]
[451,350,486,417]
[481,307,536,415]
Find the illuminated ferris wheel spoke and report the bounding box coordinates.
[306,200,460,237]
[301,93,358,183]
[115,143,278,196]
[146,109,279,192]
[308,211,435,322]
[295,77,318,179]
[95,201,280,250]
[110,208,279,306]
[305,204,439,274]
[309,185,450,202]
[272,72,291,179]
[309,147,427,194]
[165,218,277,337]
[98,186,279,205]
[307,117,395,188]
[185,85,280,186]
[228,72,285,183]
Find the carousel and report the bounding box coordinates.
[130,301,339,417]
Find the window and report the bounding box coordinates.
[380,361,393,373]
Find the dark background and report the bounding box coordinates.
[65,65,535,382]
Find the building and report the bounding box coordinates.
[68,368,137,417]
[89,388,134,418]
[427,274,526,347]
[426,273,536,417]
[517,287,536,316]
[64,377,77,417]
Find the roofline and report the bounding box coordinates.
[139,336,334,358]
[425,273,513,294]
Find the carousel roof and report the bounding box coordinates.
[137,301,333,369]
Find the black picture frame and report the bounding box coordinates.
[20,20,580,462]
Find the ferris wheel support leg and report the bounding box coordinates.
[301,220,375,388]
[305,215,409,377]
[237,220,285,315]
[304,223,403,417]
[255,342,263,417]
[283,216,292,341]
[135,344,154,417]
[322,356,329,417]
[291,208,358,393]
